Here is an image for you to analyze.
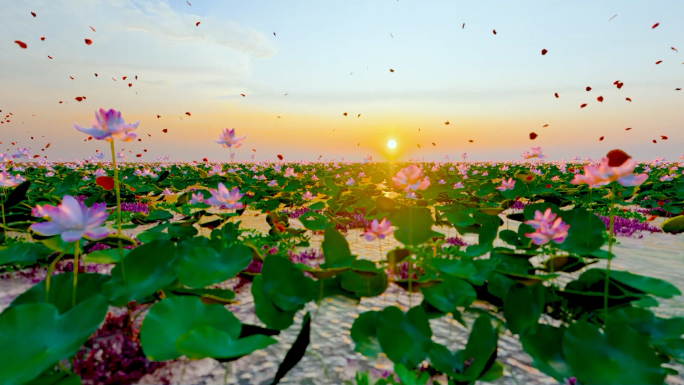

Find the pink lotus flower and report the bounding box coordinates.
[0,171,19,188]
[215,128,246,148]
[31,203,56,218]
[525,208,557,230]
[496,177,516,191]
[572,152,648,187]
[453,182,465,189]
[74,108,139,142]
[208,164,226,177]
[302,191,315,201]
[392,165,430,191]
[362,218,393,241]
[345,178,355,186]
[30,195,110,242]
[93,169,107,177]
[522,146,547,160]
[205,183,245,209]
[189,192,204,205]
[283,167,298,177]
[524,209,569,245]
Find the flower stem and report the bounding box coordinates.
[603,182,616,325]
[1,187,6,237]
[45,243,74,302]
[110,140,127,283]
[72,242,80,307]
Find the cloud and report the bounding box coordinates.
[116,0,276,58]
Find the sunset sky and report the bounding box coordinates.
[1,0,683,162]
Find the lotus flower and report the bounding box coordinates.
[134,168,157,178]
[345,178,355,186]
[571,150,648,187]
[496,177,516,191]
[522,146,546,160]
[74,108,139,142]
[524,209,569,245]
[208,164,225,177]
[11,148,30,159]
[392,165,430,191]
[31,203,56,218]
[189,192,204,205]
[453,182,464,189]
[525,208,558,230]
[362,218,393,241]
[215,128,246,148]
[0,171,19,187]
[302,191,315,201]
[284,167,298,178]
[93,169,107,177]
[30,195,110,242]
[205,183,244,209]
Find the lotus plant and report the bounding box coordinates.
[74,108,139,283]
[573,149,647,322]
[30,195,110,306]
[215,128,246,162]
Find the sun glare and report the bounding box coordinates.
[387,140,397,149]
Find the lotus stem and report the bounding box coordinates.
[45,243,74,302]
[72,242,80,307]
[110,140,127,283]
[603,182,616,325]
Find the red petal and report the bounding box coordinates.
[529,132,538,140]
[597,96,603,102]
[84,39,92,45]
[580,103,587,108]
[586,86,591,91]
[163,128,168,133]
[541,49,547,55]
[14,40,27,49]
[96,176,115,191]
[606,149,631,166]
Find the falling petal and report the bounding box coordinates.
[14,40,27,49]
[529,132,538,140]
[541,48,548,55]
[580,103,588,108]
[84,39,92,45]
[652,22,660,29]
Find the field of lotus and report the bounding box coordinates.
[1,114,684,385]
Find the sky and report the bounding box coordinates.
[1,0,683,162]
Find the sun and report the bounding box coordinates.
[387,140,397,149]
